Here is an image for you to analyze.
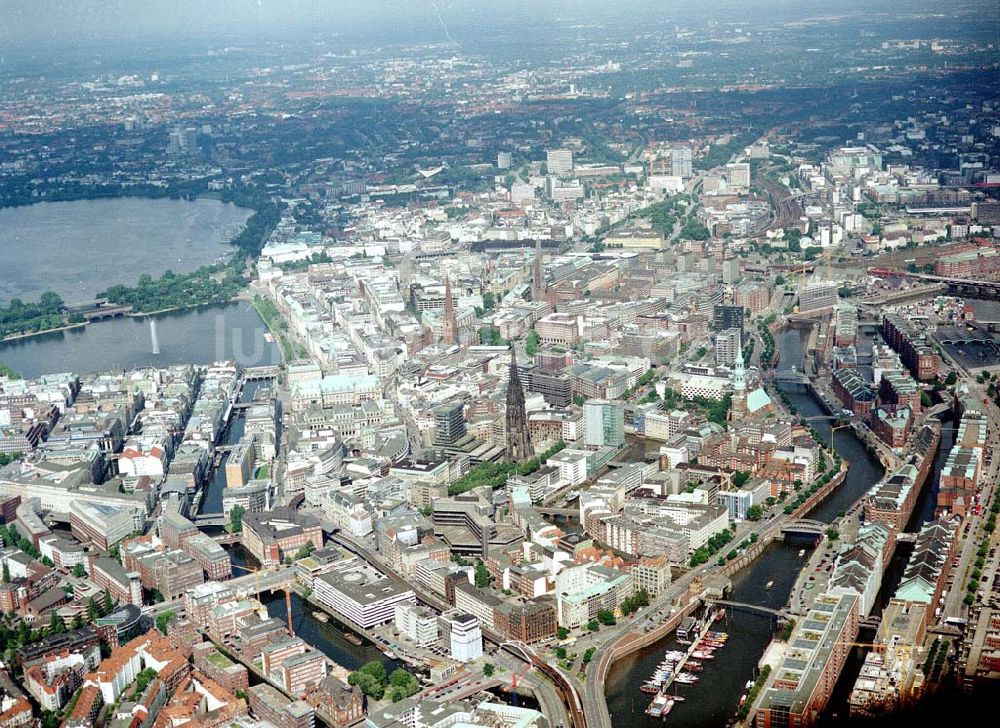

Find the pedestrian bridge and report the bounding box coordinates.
[706,599,783,618]
[194,512,227,527]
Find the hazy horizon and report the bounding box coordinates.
[2,0,993,50]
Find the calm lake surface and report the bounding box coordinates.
[0,302,280,378]
[0,197,251,303]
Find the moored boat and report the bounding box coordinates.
[646,694,669,717]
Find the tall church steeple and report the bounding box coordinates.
[442,276,458,346]
[532,239,546,301]
[731,342,747,419]
[506,349,533,463]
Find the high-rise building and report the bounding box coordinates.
[439,611,483,663]
[671,147,693,178]
[497,152,512,169]
[546,149,573,176]
[799,280,840,312]
[715,328,742,367]
[433,401,467,447]
[583,399,625,448]
[506,351,533,463]
[713,304,745,336]
[726,162,751,188]
[532,239,546,301]
[721,257,741,285]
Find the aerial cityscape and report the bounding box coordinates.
[1,1,999,727]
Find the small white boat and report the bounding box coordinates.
[765,580,774,589]
[798,549,806,557]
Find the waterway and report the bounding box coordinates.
[605,327,886,728]
[0,301,280,378]
[199,378,270,515]
[224,542,397,674]
[0,197,251,304]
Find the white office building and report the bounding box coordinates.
[394,603,439,647]
[439,611,483,663]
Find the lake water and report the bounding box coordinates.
[0,197,251,303]
[0,302,281,378]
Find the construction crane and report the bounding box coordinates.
[509,661,533,707]
[231,562,295,636]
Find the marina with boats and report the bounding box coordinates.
[642,608,730,719]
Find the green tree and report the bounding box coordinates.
[87,597,99,621]
[483,663,495,677]
[1,562,8,584]
[587,619,600,632]
[49,612,66,634]
[583,647,595,664]
[102,589,113,616]
[475,561,491,589]
[557,627,569,640]
[555,647,567,659]
[597,609,616,626]
[156,610,177,635]
[71,563,87,578]
[294,541,316,560]
[746,504,764,521]
[229,505,246,533]
[525,330,540,357]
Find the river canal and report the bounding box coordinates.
[605,326,890,727]
[224,542,396,673]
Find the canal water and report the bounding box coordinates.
[199,378,270,515]
[0,301,281,379]
[605,327,887,727]
[224,542,398,674]
[820,406,958,721]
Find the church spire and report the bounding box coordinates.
[442,275,457,346]
[733,342,746,392]
[730,341,747,420]
[532,239,546,301]
[506,348,533,463]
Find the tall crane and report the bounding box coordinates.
[231,562,295,636]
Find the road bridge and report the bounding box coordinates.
[869,268,1000,299]
[244,366,281,380]
[773,369,809,386]
[194,513,227,527]
[781,519,828,545]
[535,506,578,518]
